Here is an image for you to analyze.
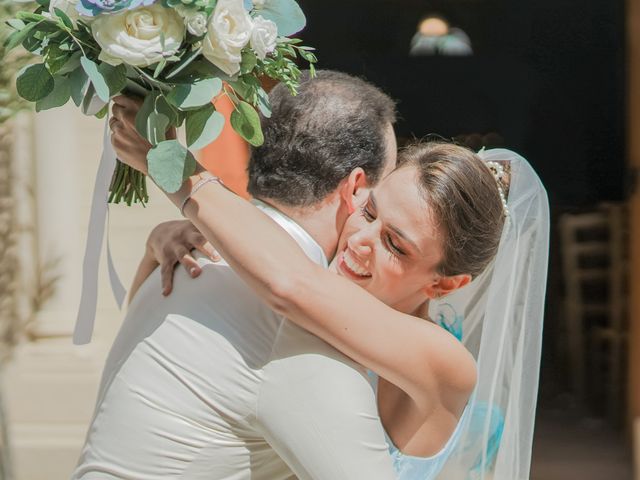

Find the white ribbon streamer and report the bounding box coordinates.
[73,116,126,345]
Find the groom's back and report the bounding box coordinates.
[74,204,325,479]
[73,259,291,479]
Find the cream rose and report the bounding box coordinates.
[48,0,81,25]
[186,12,208,36]
[174,5,208,37]
[250,15,277,60]
[202,0,252,76]
[92,4,185,67]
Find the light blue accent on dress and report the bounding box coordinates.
[385,406,470,480]
[434,303,463,341]
[369,372,469,480]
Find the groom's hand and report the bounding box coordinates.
[110,95,177,175]
[147,220,221,295]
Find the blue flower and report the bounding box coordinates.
[76,0,155,17]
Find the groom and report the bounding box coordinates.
[73,71,400,479]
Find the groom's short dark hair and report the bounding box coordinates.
[247,70,396,207]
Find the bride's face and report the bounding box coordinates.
[329,165,444,312]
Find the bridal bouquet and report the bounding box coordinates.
[4,0,316,204]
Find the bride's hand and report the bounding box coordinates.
[147,220,221,295]
[110,95,177,174]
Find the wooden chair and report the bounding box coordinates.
[559,204,629,422]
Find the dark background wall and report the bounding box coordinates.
[298,0,626,206]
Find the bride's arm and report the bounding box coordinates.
[111,98,475,408]
[180,175,474,406]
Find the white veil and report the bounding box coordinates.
[432,149,550,480]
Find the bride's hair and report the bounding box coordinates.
[398,142,506,278]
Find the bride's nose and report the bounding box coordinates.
[347,230,373,257]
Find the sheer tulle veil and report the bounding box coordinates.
[432,149,550,479]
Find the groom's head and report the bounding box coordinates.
[247,70,397,209]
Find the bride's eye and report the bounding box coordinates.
[360,205,375,222]
[385,234,405,256]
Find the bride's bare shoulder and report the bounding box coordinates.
[418,320,477,404]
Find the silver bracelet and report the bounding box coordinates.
[180,174,222,217]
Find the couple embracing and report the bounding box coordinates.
[73,70,549,480]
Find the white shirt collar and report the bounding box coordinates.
[252,199,328,268]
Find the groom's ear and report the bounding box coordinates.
[340,168,369,214]
[424,274,472,299]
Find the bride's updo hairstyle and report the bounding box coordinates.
[398,142,507,278]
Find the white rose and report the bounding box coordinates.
[174,5,209,37]
[48,0,81,25]
[202,0,252,76]
[92,4,185,67]
[186,12,208,36]
[250,15,277,60]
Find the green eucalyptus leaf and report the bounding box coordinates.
[16,64,54,102]
[165,46,203,80]
[240,50,257,75]
[186,104,225,150]
[155,94,179,126]
[69,66,89,106]
[256,86,271,118]
[169,59,231,83]
[147,111,170,145]
[228,79,250,100]
[35,75,71,111]
[147,140,197,193]
[16,11,46,22]
[135,91,160,140]
[124,78,150,98]
[21,32,42,53]
[167,77,223,109]
[4,21,39,51]
[56,51,82,75]
[80,56,110,103]
[230,100,264,146]
[53,7,73,29]
[176,109,187,127]
[45,44,68,74]
[255,0,306,37]
[153,58,167,78]
[6,19,26,30]
[98,62,127,96]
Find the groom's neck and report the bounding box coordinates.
[258,197,341,261]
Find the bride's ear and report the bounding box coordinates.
[340,167,369,214]
[424,274,472,299]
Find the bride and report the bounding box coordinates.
[110,98,549,480]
